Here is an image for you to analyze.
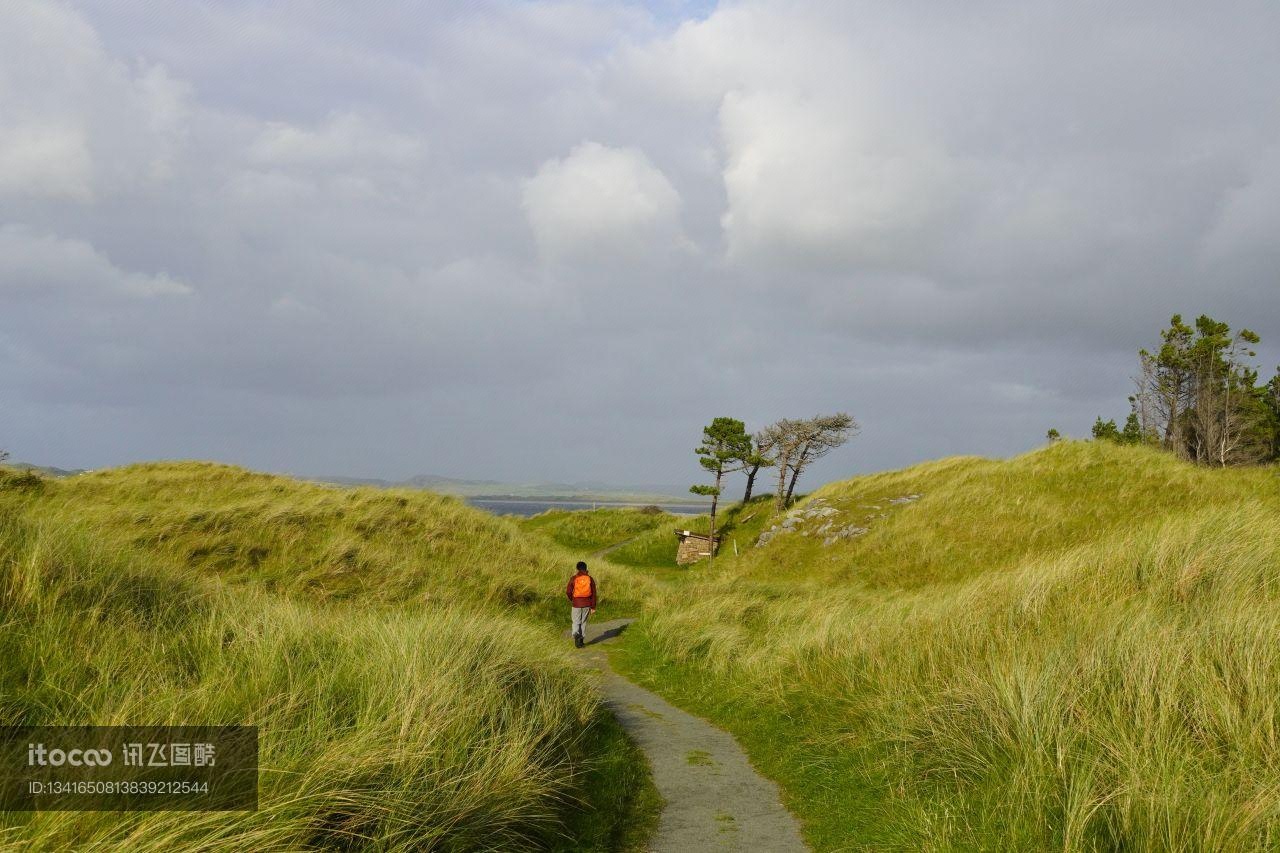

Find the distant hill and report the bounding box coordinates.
[5,462,86,478]
[309,471,709,504]
[5,460,707,504]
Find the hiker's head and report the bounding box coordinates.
[576,561,588,573]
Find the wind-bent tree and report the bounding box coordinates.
[766,414,858,510]
[689,417,752,548]
[765,419,803,511]
[781,413,858,507]
[740,430,776,504]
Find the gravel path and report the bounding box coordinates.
[572,618,808,852]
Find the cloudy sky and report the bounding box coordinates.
[2,0,1278,486]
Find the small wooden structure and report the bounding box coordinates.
[675,529,719,566]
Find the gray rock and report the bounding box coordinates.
[821,525,869,545]
[757,525,795,546]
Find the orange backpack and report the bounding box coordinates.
[572,575,592,598]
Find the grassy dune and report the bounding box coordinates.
[19,462,655,618]
[0,465,659,851]
[518,507,675,554]
[613,441,1280,849]
[733,441,1280,587]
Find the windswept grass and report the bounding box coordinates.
[12,461,656,620]
[603,527,681,568]
[737,440,1280,588]
[0,464,662,851]
[614,441,1280,849]
[519,507,675,554]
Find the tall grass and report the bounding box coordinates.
[733,440,1280,588]
[617,441,1280,849]
[0,466,660,851]
[518,508,674,554]
[17,461,655,619]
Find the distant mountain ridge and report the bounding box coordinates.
[4,459,707,504]
[5,462,86,478]
[311,472,708,503]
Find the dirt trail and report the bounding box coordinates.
[573,618,808,852]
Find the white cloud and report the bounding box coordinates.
[522,141,684,259]
[718,90,958,267]
[0,225,191,299]
[0,0,190,201]
[0,123,93,201]
[247,112,423,169]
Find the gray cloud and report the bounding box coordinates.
[2,0,1278,485]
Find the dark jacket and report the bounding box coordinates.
[566,571,597,608]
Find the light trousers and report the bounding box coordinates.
[571,606,591,638]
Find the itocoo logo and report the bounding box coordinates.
[27,743,113,767]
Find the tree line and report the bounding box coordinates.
[690,413,858,545]
[1089,314,1280,466]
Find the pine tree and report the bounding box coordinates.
[1120,412,1144,445]
[1092,417,1120,441]
[1128,315,1273,465]
[740,431,775,504]
[690,418,752,551]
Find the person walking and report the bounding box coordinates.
[566,561,597,648]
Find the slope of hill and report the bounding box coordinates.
[518,506,678,553]
[14,461,654,617]
[735,440,1280,588]
[611,441,1280,850]
[0,464,660,851]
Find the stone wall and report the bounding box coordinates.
[675,531,717,565]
